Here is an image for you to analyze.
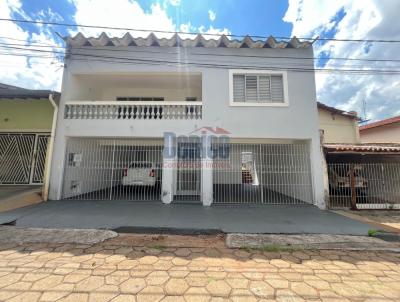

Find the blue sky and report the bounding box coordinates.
[1,0,400,121]
[13,0,293,44]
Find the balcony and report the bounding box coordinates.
[64,101,202,120]
[63,72,202,121]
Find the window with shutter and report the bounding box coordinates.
[233,75,245,102]
[231,71,286,105]
[245,75,258,102]
[271,75,284,102]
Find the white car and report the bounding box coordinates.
[122,162,158,186]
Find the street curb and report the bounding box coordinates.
[226,233,400,252]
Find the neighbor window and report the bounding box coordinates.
[231,71,286,105]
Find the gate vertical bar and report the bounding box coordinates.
[109,139,116,200]
[28,134,39,184]
[259,144,264,204]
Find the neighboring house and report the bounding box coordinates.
[0,83,58,185]
[317,102,360,144]
[48,33,325,208]
[360,115,400,143]
[317,103,400,209]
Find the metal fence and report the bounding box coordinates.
[175,137,202,201]
[0,133,49,185]
[212,142,314,204]
[328,163,400,209]
[62,138,163,201]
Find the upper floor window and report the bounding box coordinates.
[229,70,288,106]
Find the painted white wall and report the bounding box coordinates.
[49,45,325,207]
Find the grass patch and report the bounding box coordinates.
[368,229,379,237]
[151,245,167,251]
[240,244,298,253]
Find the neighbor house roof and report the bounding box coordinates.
[359,115,400,131]
[65,32,313,49]
[324,143,400,153]
[0,83,58,99]
[317,102,359,119]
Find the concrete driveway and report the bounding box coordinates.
[0,200,373,235]
[0,185,42,212]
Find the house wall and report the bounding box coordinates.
[0,99,53,132]
[68,74,202,102]
[49,45,325,207]
[318,108,360,144]
[360,123,400,143]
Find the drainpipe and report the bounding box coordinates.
[43,93,59,201]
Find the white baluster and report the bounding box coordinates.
[78,105,83,119]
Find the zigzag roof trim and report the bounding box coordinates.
[65,32,313,49]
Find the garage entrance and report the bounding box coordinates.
[0,133,49,185]
[62,138,163,201]
[212,142,314,204]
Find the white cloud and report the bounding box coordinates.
[70,0,177,38]
[198,25,230,39]
[167,0,181,7]
[208,9,216,22]
[1,0,231,91]
[0,0,62,90]
[283,0,400,121]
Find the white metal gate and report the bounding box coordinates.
[176,141,201,196]
[0,133,49,185]
[62,138,163,200]
[212,142,314,204]
[328,163,400,209]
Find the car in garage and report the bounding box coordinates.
[122,161,159,186]
[328,164,368,194]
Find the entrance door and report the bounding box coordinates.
[176,142,201,195]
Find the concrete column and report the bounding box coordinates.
[310,137,326,209]
[201,135,213,206]
[161,133,176,204]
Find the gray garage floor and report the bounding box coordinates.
[0,200,373,235]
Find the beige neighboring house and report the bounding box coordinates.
[360,115,400,143]
[317,102,360,144]
[0,83,59,185]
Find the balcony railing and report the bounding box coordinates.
[64,101,202,120]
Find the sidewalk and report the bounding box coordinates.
[0,226,400,301]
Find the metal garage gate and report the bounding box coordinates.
[328,163,400,209]
[62,138,163,200]
[212,142,314,204]
[0,133,49,184]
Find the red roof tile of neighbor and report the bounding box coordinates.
[324,143,400,153]
[360,115,400,131]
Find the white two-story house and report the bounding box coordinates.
[48,33,325,209]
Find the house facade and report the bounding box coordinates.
[317,102,360,144]
[48,33,325,208]
[360,115,400,143]
[0,83,57,185]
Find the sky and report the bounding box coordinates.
[0,0,399,122]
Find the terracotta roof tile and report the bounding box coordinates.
[324,143,400,153]
[360,116,400,131]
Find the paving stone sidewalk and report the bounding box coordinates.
[0,230,400,301]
